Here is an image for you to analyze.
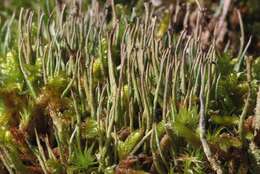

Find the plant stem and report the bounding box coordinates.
[199,63,223,174]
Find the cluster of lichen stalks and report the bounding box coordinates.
[0,2,260,174]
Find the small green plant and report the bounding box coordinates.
[68,147,97,173]
[0,1,259,174]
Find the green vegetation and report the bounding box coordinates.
[0,1,259,174]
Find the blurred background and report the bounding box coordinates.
[0,0,260,56]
